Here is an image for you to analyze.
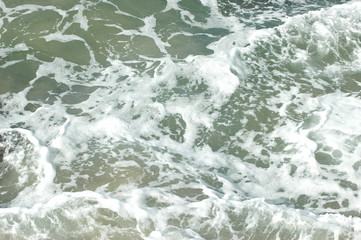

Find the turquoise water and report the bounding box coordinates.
[1,0,361,239]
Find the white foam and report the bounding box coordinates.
[1,0,361,238]
[0,43,29,59]
[317,94,361,135]
[140,16,168,54]
[43,33,84,42]
[192,57,239,96]
[0,128,56,207]
[72,4,89,31]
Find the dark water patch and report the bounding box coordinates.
[166,34,216,59]
[131,35,163,58]
[0,60,40,94]
[108,0,167,18]
[159,113,186,143]
[337,179,358,191]
[179,0,211,23]
[2,0,78,10]
[0,135,4,163]
[315,152,341,165]
[0,10,62,46]
[24,103,41,112]
[26,76,70,105]
[29,39,91,65]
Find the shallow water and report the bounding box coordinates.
[1,0,361,239]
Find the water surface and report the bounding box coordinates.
[1,0,361,239]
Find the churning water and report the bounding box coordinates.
[1,0,361,239]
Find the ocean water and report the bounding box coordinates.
[1,0,361,239]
